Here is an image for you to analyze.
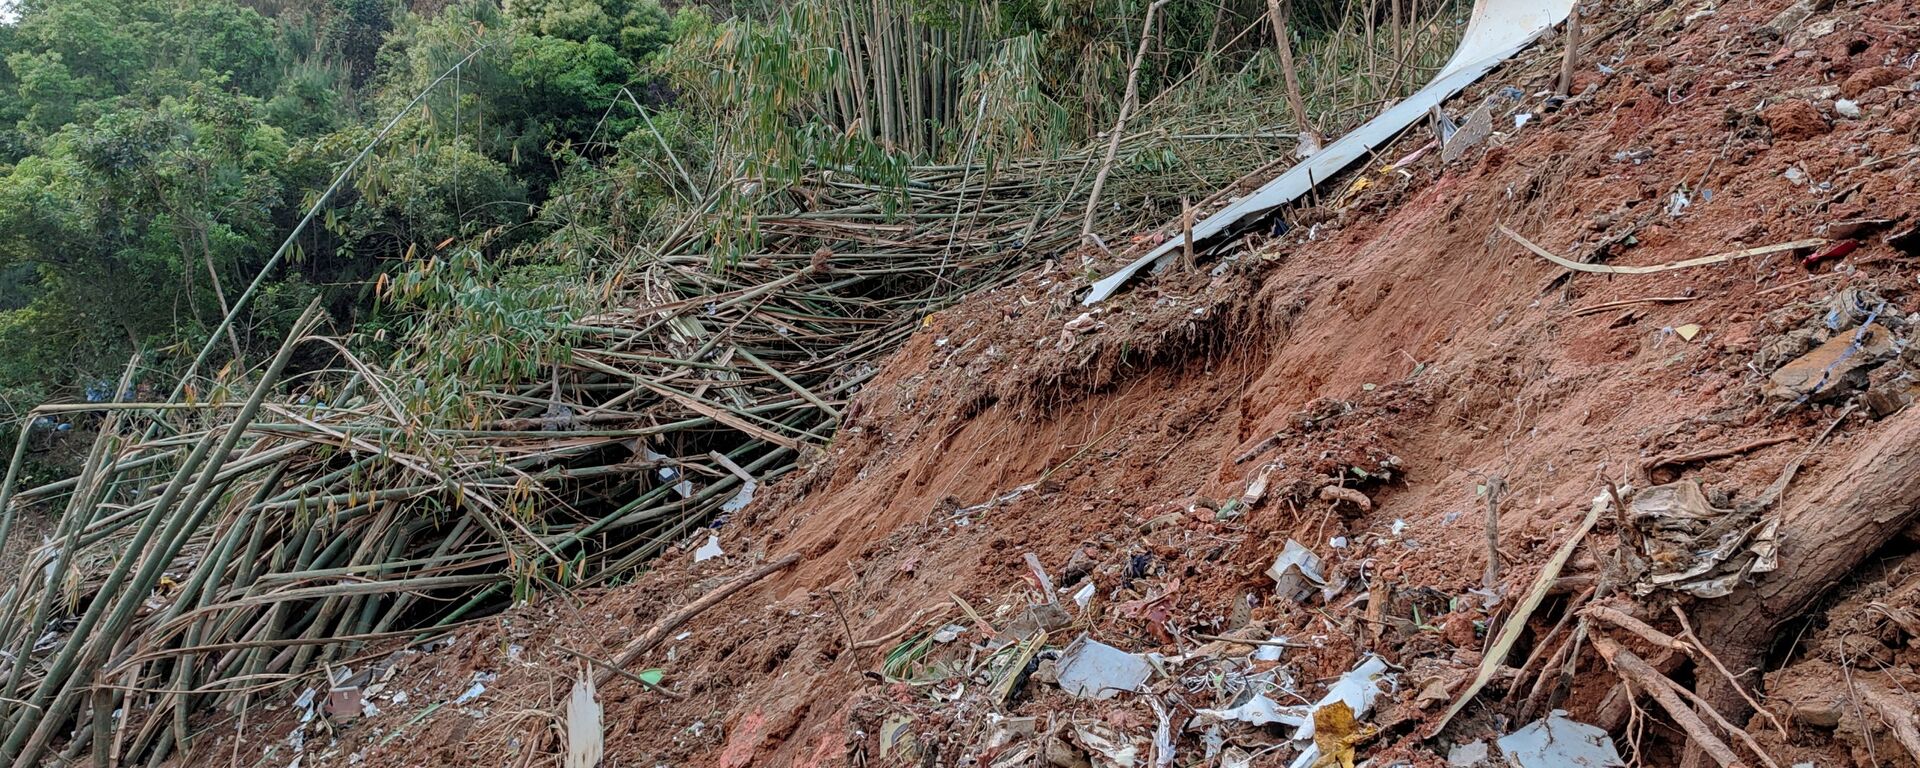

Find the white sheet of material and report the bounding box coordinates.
[1082,0,1577,304]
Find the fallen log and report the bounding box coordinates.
[1687,406,1920,762]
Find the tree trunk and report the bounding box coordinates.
[1684,407,1920,763]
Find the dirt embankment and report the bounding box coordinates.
[189,0,1920,765]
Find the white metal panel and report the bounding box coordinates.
[1081,0,1576,304]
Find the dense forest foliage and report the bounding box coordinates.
[0,0,1462,432]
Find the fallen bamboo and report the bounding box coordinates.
[1430,486,1607,738]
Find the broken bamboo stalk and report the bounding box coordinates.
[1429,486,1606,738]
[1266,0,1316,148]
[1081,0,1170,238]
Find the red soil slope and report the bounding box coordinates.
[190,0,1920,765]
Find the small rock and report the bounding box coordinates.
[1762,100,1830,141]
[1841,66,1906,99]
[1834,99,1862,119]
[1030,657,1060,685]
[1863,388,1910,419]
[1793,697,1843,728]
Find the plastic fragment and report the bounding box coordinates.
[1267,539,1328,601]
[693,534,724,563]
[1055,636,1153,699]
[1198,694,1304,726]
[454,672,496,705]
[1496,710,1625,767]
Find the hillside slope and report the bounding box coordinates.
[198,0,1920,765]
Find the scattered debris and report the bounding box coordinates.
[1447,740,1491,767]
[1497,711,1625,767]
[1266,539,1328,601]
[1287,657,1395,768]
[1242,465,1275,507]
[1627,480,1779,598]
[565,672,604,768]
[1308,701,1370,768]
[693,534,725,563]
[454,671,496,705]
[1432,487,1609,737]
[879,714,919,762]
[1764,322,1896,402]
[325,686,364,724]
[1443,103,1494,163]
[1803,239,1859,269]
[1198,693,1302,726]
[1056,636,1153,699]
[1065,312,1103,334]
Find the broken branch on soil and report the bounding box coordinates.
[1642,435,1796,479]
[556,646,686,701]
[1584,604,1691,654]
[597,552,801,686]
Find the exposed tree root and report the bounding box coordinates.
[1592,632,1750,768]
